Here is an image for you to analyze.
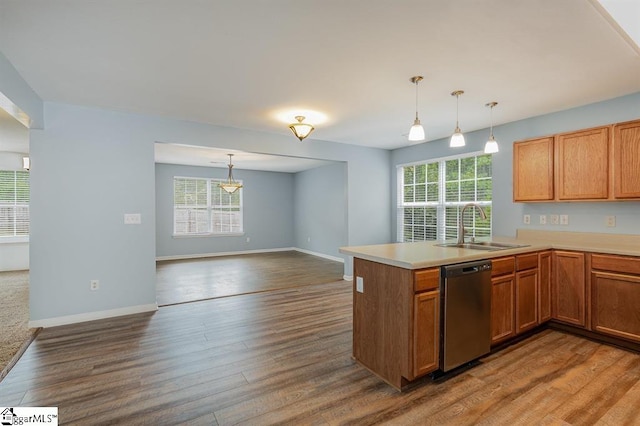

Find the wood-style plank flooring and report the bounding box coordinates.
[2,280,640,424]
[156,251,344,305]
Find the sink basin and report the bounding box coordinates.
[435,241,530,251]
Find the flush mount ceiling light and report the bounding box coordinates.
[289,116,315,141]
[408,76,425,142]
[484,102,499,154]
[218,154,243,194]
[450,90,466,148]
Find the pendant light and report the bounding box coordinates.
[289,116,315,141]
[450,90,465,147]
[408,76,425,142]
[219,154,243,194]
[484,102,499,154]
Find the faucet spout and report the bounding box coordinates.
[457,203,488,244]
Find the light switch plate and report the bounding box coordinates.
[539,215,547,225]
[560,214,569,225]
[606,215,616,227]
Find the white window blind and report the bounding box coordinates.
[173,177,243,236]
[0,170,30,237]
[397,153,492,242]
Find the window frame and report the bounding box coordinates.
[396,151,492,242]
[0,169,30,243]
[173,176,244,238]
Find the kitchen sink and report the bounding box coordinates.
[435,241,530,251]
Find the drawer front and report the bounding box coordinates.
[516,253,538,271]
[591,254,640,275]
[414,268,440,292]
[491,256,515,277]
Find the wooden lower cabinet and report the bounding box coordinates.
[591,271,640,342]
[553,251,587,327]
[515,268,538,333]
[413,290,439,377]
[491,274,515,344]
[538,251,552,323]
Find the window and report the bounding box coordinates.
[398,153,492,242]
[173,177,243,236]
[0,170,30,238]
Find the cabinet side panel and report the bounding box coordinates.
[353,258,411,388]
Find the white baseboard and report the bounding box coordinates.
[294,248,344,263]
[156,247,345,264]
[343,275,353,281]
[29,303,158,328]
[156,247,295,262]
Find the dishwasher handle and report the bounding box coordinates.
[442,260,492,278]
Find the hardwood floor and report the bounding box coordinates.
[156,251,345,305]
[2,279,640,425]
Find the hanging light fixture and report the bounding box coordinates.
[484,102,499,154]
[450,90,465,147]
[408,76,425,142]
[288,116,315,141]
[218,154,243,194]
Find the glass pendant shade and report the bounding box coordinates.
[408,118,425,141]
[289,116,315,141]
[219,154,243,194]
[450,127,465,147]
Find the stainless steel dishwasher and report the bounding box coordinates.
[440,259,492,372]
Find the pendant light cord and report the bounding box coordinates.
[415,81,419,120]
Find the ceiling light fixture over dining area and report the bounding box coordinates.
[218,154,243,194]
[289,116,315,141]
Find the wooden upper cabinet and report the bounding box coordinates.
[613,119,640,199]
[513,137,554,201]
[556,126,610,200]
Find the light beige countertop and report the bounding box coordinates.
[339,230,640,270]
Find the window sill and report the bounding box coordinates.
[172,233,245,239]
[0,236,30,244]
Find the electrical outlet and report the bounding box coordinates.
[539,215,547,225]
[606,215,616,227]
[356,276,364,293]
[523,214,531,225]
[124,213,141,224]
[90,280,100,291]
[560,214,569,225]
[550,214,559,225]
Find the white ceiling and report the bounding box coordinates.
[1,0,639,170]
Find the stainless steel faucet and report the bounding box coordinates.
[458,203,488,244]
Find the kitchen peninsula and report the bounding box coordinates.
[340,230,640,390]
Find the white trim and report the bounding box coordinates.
[29,303,158,328]
[396,150,485,168]
[294,248,345,263]
[156,247,296,262]
[343,274,353,281]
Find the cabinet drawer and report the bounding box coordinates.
[491,256,515,277]
[516,253,538,271]
[414,268,440,292]
[591,254,640,275]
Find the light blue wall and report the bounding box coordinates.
[27,101,389,322]
[294,162,348,260]
[391,92,640,239]
[155,163,295,257]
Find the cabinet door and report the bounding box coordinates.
[513,137,554,201]
[613,119,640,199]
[553,251,586,327]
[516,268,538,333]
[556,127,610,200]
[592,271,640,342]
[491,275,515,344]
[413,290,439,378]
[538,251,552,323]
